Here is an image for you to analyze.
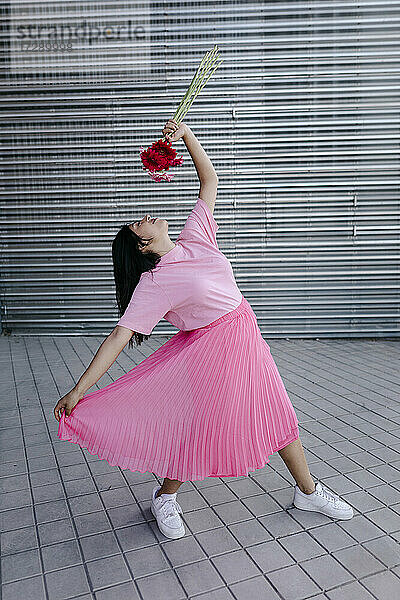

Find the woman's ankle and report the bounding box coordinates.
[298,480,316,494]
[156,487,177,498]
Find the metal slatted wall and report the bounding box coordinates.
[1,1,399,337]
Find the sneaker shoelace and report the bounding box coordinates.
[157,496,183,521]
[315,485,343,507]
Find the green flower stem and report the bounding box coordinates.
[172,45,221,123]
[193,59,223,97]
[173,55,207,121]
[158,45,222,142]
[174,59,222,124]
[181,47,220,105]
[174,79,195,118]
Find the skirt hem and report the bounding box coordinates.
[57,425,299,482]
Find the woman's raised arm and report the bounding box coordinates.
[162,120,219,211]
[182,125,218,181]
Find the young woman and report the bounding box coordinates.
[55,119,353,540]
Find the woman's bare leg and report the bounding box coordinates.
[155,438,314,497]
[155,477,184,497]
[277,438,316,494]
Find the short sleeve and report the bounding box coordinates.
[116,276,172,335]
[177,197,219,248]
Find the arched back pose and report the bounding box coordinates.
[54,120,353,540]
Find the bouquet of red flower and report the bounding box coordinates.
[139,45,223,182]
[139,138,184,182]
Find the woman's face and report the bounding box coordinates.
[129,214,167,240]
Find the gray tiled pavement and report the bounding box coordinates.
[1,335,400,600]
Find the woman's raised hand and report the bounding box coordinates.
[162,119,188,142]
[54,388,83,422]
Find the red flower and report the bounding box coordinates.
[150,138,178,161]
[140,148,170,172]
[148,170,174,182]
[169,156,184,167]
[139,137,184,182]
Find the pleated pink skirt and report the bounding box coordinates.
[57,294,299,481]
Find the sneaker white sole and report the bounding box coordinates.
[150,503,186,539]
[293,499,354,520]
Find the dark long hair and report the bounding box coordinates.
[112,224,162,349]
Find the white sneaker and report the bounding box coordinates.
[293,481,354,520]
[150,485,186,539]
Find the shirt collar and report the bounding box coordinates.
[157,241,181,264]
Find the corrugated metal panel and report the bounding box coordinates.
[1,1,399,337]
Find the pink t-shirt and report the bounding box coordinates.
[116,197,243,335]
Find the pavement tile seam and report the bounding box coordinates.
[2,337,400,600]
[267,348,395,416]
[11,338,149,600]
[270,523,388,594]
